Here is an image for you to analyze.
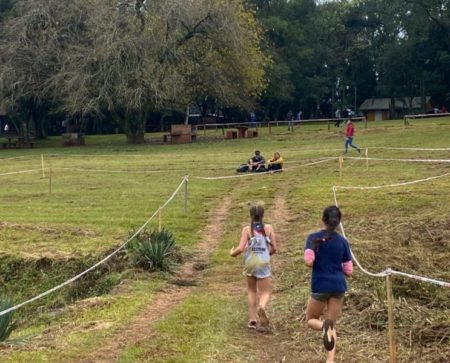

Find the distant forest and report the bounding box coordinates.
[1,0,449,141]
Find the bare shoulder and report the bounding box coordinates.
[264,224,274,233]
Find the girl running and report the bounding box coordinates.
[304,206,353,363]
[230,204,278,329]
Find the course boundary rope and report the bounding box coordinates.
[0,169,43,177]
[344,156,450,163]
[332,177,450,287]
[0,176,189,317]
[368,146,450,151]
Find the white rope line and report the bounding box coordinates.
[52,167,166,174]
[332,186,450,286]
[335,172,450,190]
[0,176,189,317]
[195,158,337,180]
[369,147,450,151]
[0,169,42,177]
[344,156,450,163]
[386,269,450,288]
[0,156,28,161]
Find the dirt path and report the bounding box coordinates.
[80,197,233,363]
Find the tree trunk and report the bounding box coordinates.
[124,110,146,144]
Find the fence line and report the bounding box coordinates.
[368,146,450,151]
[332,184,450,286]
[344,156,450,163]
[0,169,43,177]
[0,176,189,317]
[334,172,450,190]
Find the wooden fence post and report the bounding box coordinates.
[365,147,369,170]
[41,154,46,178]
[184,177,188,213]
[386,274,397,363]
[48,167,52,194]
[158,207,163,232]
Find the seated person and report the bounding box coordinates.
[268,152,283,172]
[236,150,267,173]
[248,150,266,172]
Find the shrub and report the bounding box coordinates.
[0,297,17,343]
[128,229,180,272]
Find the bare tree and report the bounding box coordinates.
[1,0,268,143]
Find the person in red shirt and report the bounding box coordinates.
[441,105,448,114]
[344,120,360,154]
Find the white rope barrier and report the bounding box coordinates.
[332,186,450,287]
[368,147,450,151]
[0,156,29,161]
[335,172,450,190]
[0,169,43,177]
[195,158,337,180]
[52,167,166,174]
[344,156,450,163]
[0,176,189,317]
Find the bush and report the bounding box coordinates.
[128,229,180,272]
[0,297,17,343]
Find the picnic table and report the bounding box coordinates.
[2,136,35,149]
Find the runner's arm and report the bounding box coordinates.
[230,227,249,257]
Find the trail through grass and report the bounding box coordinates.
[0,118,449,362]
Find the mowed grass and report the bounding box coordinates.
[0,117,449,362]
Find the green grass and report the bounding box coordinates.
[0,117,449,362]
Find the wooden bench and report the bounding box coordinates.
[2,137,34,149]
[225,130,237,139]
[163,124,197,144]
[246,130,258,138]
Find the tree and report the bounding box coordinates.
[1,0,268,143]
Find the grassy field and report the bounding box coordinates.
[0,118,449,362]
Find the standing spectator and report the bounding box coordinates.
[344,120,360,154]
[3,123,9,135]
[250,112,257,128]
[286,110,293,121]
[296,110,302,121]
[440,105,448,114]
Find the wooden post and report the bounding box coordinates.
[269,122,272,134]
[48,167,52,194]
[203,125,206,136]
[364,116,368,129]
[184,177,188,213]
[41,154,46,178]
[158,207,163,232]
[365,147,369,170]
[339,156,344,182]
[386,274,397,363]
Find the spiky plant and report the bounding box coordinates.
[129,229,178,271]
[0,297,17,343]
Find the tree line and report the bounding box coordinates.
[0,0,449,142]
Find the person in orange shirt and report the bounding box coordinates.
[267,152,283,172]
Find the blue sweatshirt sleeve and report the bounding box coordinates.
[342,239,352,262]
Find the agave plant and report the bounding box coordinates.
[0,297,17,343]
[130,229,178,271]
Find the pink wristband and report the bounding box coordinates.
[343,260,353,276]
[304,249,315,265]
